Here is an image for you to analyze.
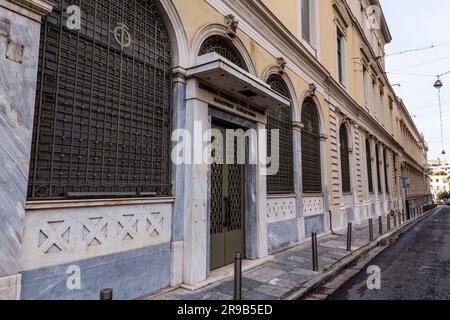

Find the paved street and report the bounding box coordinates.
[328,207,450,300]
[147,217,397,300]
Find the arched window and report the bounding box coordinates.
[340,125,351,194]
[28,0,172,199]
[198,36,248,71]
[301,99,322,193]
[266,74,294,193]
[366,139,374,193]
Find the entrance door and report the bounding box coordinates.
[210,123,245,270]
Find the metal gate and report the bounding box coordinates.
[210,123,245,270]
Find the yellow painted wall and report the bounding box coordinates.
[261,0,299,37]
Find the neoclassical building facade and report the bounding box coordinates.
[0,0,430,299]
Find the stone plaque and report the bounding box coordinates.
[6,40,24,64]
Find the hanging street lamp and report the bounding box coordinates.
[434,77,446,156]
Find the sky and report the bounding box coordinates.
[380,0,450,162]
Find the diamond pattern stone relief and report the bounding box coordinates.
[303,197,324,217]
[22,204,172,270]
[267,197,296,223]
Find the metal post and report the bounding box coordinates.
[329,210,335,234]
[369,218,374,241]
[378,216,383,235]
[100,288,113,300]
[387,213,391,231]
[347,223,352,252]
[234,252,242,301]
[312,233,319,272]
[406,199,411,220]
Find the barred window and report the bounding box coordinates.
[198,36,248,71]
[266,74,294,194]
[376,146,382,193]
[28,0,173,200]
[384,149,390,194]
[366,139,374,193]
[302,99,322,193]
[340,125,351,193]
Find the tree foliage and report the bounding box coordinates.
[437,191,450,200]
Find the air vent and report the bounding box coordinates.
[239,90,258,98]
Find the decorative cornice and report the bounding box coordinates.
[0,0,53,21]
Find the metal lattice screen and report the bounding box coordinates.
[366,139,374,193]
[198,36,248,71]
[376,146,382,193]
[266,74,294,194]
[301,99,322,193]
[384,149,390,194]
[340,125,351,194]
[28,0,172,199]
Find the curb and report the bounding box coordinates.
[282,207,441,300]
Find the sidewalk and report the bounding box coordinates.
[146,211,432,301]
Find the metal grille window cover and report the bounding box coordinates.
[29,0,172,199]
[266,74,294,194]
[366,139,374,193]
[198,36,248,71]
[376,146,382,193]
[340,125,351,194]
[384,149,390,194]
[301,99,322,193]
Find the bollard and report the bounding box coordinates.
[100,288,113,300]
[234,252,242,301]
[312,233,319,272]
[369,218,374,241]
[378,216,383,236]
[347,223,352,252]
[387,213,391,231]
[329,210,335,235]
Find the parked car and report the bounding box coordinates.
[447,200,450,206]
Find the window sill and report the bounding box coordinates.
[302,193,323,198]
[26,197,175,211]
[267,193,297,199]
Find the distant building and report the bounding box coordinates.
[429,160,450,199]
[428,159,450,175]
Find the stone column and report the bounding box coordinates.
[255,122,268,259]
[370,139,379,217]
[0,0,52,300]
[182,78,209,285]
[348,123,358,221]
[170,67,186,287]
[292,121,305,241]
[378,144,386,216]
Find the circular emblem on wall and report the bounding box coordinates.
[113,23,132,50]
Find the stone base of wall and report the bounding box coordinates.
[304,214,325,236]
[0,274,21,300]
[20,244,171,300]
[267,218,299,253]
